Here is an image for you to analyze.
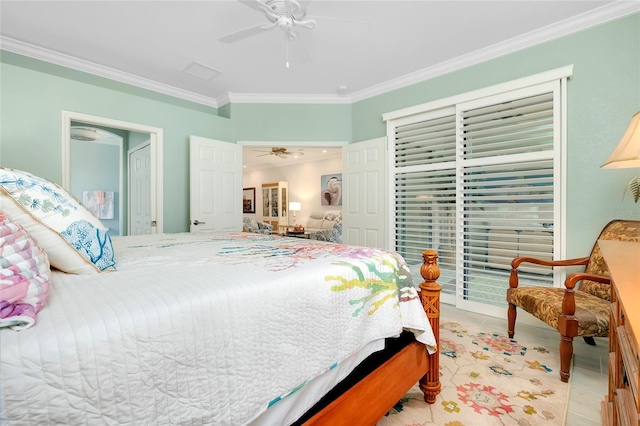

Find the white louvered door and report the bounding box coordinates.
[392,107,458,304]
[455,83,558,316]
[389,76,566,317]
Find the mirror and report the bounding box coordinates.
[62,111,164,235]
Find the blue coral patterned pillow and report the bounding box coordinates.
[0,168,115,274]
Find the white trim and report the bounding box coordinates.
[557,76,569,286]
[382,66,574,122]
[61,111,164,234]
[2,2,636,107]
[237,140,348,147]
[226,93,352,105]
[2,37,218,108]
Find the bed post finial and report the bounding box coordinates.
[418,249,441,404]
[420,249,440,285]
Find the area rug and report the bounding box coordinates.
[377,321,570,426]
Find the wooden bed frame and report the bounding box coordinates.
[302,249,442,425]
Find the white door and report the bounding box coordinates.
[189,136,242,233]
[342,137,388,248]
[128,143,152,235]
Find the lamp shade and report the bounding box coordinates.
[289,201,301,211]
[601,111,640,169]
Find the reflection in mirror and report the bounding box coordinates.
[69,123,151,236]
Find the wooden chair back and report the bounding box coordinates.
[579,219,640,301]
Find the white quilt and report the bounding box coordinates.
[1,232,436,425]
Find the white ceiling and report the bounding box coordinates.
[2,0,636,108]
[2,1,637,169]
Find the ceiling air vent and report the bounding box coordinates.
[183,61,221,81]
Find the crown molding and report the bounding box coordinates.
[0,36,219,108]
[225,92,352,105]
[347,1,640,102]
[1,1,637,107]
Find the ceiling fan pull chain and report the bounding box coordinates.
[286,36,290,68]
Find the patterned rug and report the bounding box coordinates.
[377,321,570,426]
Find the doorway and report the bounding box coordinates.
[61,111,164,235]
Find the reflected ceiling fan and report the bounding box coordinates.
[218,0,369,66]
[254,147,304,159]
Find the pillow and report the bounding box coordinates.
[0,168,115,274]
[0,212,51,330]
[324,211,341,221]
[330,221,343,244]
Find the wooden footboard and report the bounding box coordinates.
[303,250,441,425]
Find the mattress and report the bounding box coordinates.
[1,232,436,425]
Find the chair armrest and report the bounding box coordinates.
[509,256,590,289]
[564,273,611,290]
[511,256,590,270]
[561,273,611,317]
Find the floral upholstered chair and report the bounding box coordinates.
[242,217,273,234]
[507,219,640,382]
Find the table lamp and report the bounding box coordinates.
[289,201,301,226]
[601,111,640,203]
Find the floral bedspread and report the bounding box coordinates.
[1,232,436,426]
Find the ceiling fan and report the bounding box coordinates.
[254,147,304,159]
[218,0,369,65]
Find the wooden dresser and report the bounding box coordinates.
[600,240,640,426]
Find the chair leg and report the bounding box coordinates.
[583,336,596,346]
[507,303,516,338]
[559,335,574,382]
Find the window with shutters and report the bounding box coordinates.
[386,68,569,315]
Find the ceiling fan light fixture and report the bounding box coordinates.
[70,127,100,141]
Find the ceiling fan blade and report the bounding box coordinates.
[297,0,313,15]
[237,0,279,20]
[218,23,275,43]
[306,15,370,37]
[256,153,272,157]
[284,0,294,14]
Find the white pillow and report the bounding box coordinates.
[0,168,115,274]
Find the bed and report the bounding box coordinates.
[0,168,441,425]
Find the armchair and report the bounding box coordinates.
[242,217,273,234]
[507,219,640,382]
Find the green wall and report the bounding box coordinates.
[230,103,351,142]
[351,13,640,256]
[1,13,639,246]
[0,51,233,232]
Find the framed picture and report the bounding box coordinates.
[320,174,342,206]
[243,187,256,213]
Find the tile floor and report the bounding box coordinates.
[441,303,608,425]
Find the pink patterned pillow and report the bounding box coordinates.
[0,211,51,330]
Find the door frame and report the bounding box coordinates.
[61,111,164,234]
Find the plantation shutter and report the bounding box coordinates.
[457,85,557,308]
[387,69,568,315]
[394,109,457,298]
